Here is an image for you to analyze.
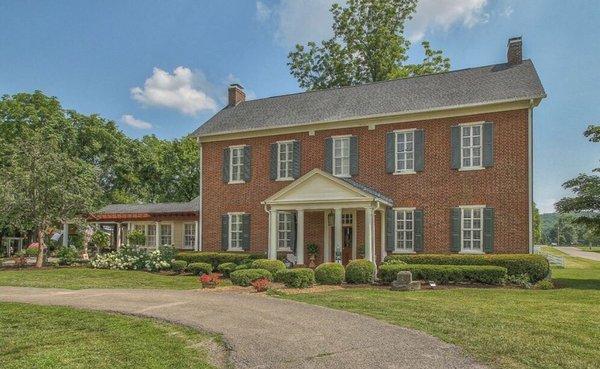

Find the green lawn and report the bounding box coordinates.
[280,249,600,369]
[0,302,223,369]
[577,246,600,254]
[0,267,201,290]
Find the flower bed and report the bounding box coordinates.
[378,263,507,285]
[91,245,172,272]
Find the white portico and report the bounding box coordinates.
[262,169,392,265]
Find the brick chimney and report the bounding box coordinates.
[507,37,522,65]
[228,84,245,107]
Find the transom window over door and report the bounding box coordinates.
[184,223,196,249]
[277,212,293,250]
[229,146,244,182]
[462,207,483,251]
[277,141,293,180]
[395,131,414,172]
[395,210,414,251]
[333,137,350,177]
[229,214,243,250]
[461,124,482,168]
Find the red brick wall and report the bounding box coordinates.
[201,109,529,255]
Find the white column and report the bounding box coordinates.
[63,222,69,247]
[268,210,278,260]
[194,221,199,251]
[155,222,160,249]
[198,142,203,252]
[351,211,357,260]
[296,209,305,265]
[380,210,386,262]
[116,223,122,250]
[334,208,343,264]
[323,211,331,262]
[365,207,374,262]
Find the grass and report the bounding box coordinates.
[0,302,223,369]
[577,246,600,253]
[0,267,201,290]
[280,249,600,369]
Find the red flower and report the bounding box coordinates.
[251,277,270,292]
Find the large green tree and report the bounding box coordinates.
[556,124,600,232]
[288,0,450,90]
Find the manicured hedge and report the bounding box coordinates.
[384,254,550,282]
[230,269,273,287]
[217,262,237,277]
[274,268,315,288]
[186,262,213,276]
[170,260,188,273]
[314,263,345,285]
[251,259,286,275]
[378,264,507,285]
[175,252,265,268]
[345,259,375,284]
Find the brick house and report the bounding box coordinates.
[192,37,545,266]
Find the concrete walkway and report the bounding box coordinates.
[0,287,485,369]
[555,246,600,261]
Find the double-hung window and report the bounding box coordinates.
[160,224,172,246]
[461,124,482,169]
[277,212,293,251]
[146,224,156,246]
[332,136,350,177]
[229,214,243,250]
[183,223,196,249]
[277,141,293,180]
[229,146,244,183]
[395,130,414,173]
[395,209,414,251]
[461,207,483,252]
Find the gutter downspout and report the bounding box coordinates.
[528,101,534,254]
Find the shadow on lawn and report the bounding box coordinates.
[553,278,600,290]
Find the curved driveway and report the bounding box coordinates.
[0,287,485,369]
[555,246,600,261]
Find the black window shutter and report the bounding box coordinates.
[413,209,424,252]
[324,138,333,173]
[350,136,359,176]
[451,126,461,169]
[221,215,229,250]
[222,148,230,183]
[242,146,252,182]
[483,207,494,253]
[241,214,251,251]
[290,213,297,252]
[385,208,395,252]
[451,208,461,252]
[270,143,278,180]
[386,132,395,174]
[414,129,425,172]
[292,140,301,179]
[482,122,494,167]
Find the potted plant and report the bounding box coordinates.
[199,273,220,288]
[306,243,319,268]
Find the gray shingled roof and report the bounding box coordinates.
[96,197,199,214]
[342,178,394,206]
[193,60,545,137]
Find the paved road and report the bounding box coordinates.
[555,246,600,262]
[0,287,486,369]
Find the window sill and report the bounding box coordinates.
[333,174,351,179]
[228,180,246,185]
[228,247,244,252]
[393,170,416,176]
[392,250,416,254]
[459,250,485,255]
[278,248,293,253]
[275,177,294,182]
[458,166,484,172]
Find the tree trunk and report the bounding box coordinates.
[35,229,45,268]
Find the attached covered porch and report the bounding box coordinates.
[262,169,392,266]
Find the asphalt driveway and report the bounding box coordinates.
[0,287,485,369]
[555,246,600,261]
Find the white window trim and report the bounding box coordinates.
[393,128,417,175]
[183,222,196,249]
[277,211,293,252]
[458,122,484,171]
[228,145,246,184]
[228,212,245,251]
[459,205,485,254]
[159,223,173,246]
[393,208,416,253]
[332,136,351,178]
[276,140,294,181]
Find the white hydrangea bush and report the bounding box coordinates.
[91,245,173,272]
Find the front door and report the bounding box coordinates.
[330,225,353,265]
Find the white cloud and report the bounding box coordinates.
[255,1,272,22]
[271,0,336,46]
[407,0,489,41]
[121,114,153,130]
[501,5,514,18]
[131,66,217,116]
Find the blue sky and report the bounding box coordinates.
[1,0,598,213]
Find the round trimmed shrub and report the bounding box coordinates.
[235,263,251,271]
[345,259,375,284]
[170,260,188,274]
[251,259,286,275]
[218,262,237,277]
[186,262,213,276]
[314,262,345,285]
[274,268,315,288]
[230,269,273,287]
